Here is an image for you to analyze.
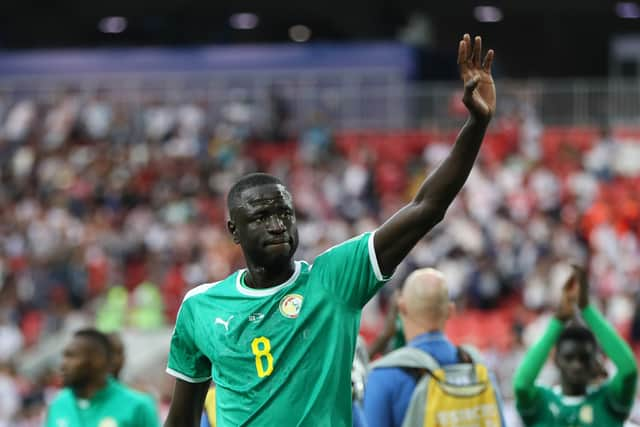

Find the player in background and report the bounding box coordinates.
[164,32,496,427]
[45,328,160,427]
[513,265,638,426]
[108,332,125,380]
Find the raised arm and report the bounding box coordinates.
[513,274,577,406]
[374,34,496,276]
[164,379,211,427]
[574,266,638,414]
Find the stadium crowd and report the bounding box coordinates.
[0,89,639,425]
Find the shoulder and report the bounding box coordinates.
[368,366,415,389]
[182,272,238,304]
[313,232,372,262]
[113,382,156,407]
[48,388,74,407]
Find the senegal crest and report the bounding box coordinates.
[279,294,303,318]
[98,418,118,427]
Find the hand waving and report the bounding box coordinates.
[458,34,496,122]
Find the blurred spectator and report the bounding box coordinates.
[0,362,20,427]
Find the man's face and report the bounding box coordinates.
[555,339,596,389]
[229,184,299,267]
[61,337,97,388]
[109,335,124,378]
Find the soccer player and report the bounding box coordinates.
[107,332,125,379]
[513,266,638,426]
[46,328,160,427]
[164,33,496,427]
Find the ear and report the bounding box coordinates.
[446,302,456,320]
[397,293,408,316]
[227,220,240,244]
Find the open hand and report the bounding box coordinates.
[458,34,496,122]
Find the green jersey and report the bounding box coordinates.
[167,231,389,426]
[45,378,160,427]
[518,384,629,427]
[514,306,638,427]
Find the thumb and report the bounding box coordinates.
[462,76,480,105]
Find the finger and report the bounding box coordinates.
[462,76,480,106]
[457,40,466,65]
[482,49,494,73]
[463,33,472,62]
[464,75,480,93]
[473,36,482,68]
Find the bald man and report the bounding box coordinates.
[363,268,504,427]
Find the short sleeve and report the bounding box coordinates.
[312,231,390,309]
[166,299,212,383]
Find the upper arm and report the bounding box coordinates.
[314,232,390,309]
[363,370,395,427]
[166,299,212,383]
[374,202,445,276]
[164,379,211,427]
[605,370,638,418]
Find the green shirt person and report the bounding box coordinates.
[513,265,638,426]
[164,32,497,427]
[45,329,160,427]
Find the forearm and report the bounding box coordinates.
[582,305,638,400]
[374,116,489,275]
[413,116,489,209]
[513,318,564,402]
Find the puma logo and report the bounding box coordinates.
[215,315,234,331]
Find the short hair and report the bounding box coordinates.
[74,328,113,359]
[556,324,597,349]
[227,173,285,213]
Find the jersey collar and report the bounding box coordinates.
[236,261,301,297]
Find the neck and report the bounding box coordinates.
[561,382,587,397]
[244,260,295,289]
[402,316,444,342]
[73,376,108,399]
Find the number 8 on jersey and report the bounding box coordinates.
[251,336,274,378]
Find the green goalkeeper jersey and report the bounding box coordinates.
[167,232,389,426]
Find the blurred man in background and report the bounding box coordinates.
[45,328,160,427]
[364,268,505,427]
[513,266,638,426]
[108,332,125,380]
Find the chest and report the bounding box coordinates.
[542,394,619,427]
[51,397,135,427]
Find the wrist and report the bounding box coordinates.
[469,112,492,127]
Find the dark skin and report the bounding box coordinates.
[555,339,597,396]
[108,332,125,379]
[61,336,109,399]
[164,33,495,427]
